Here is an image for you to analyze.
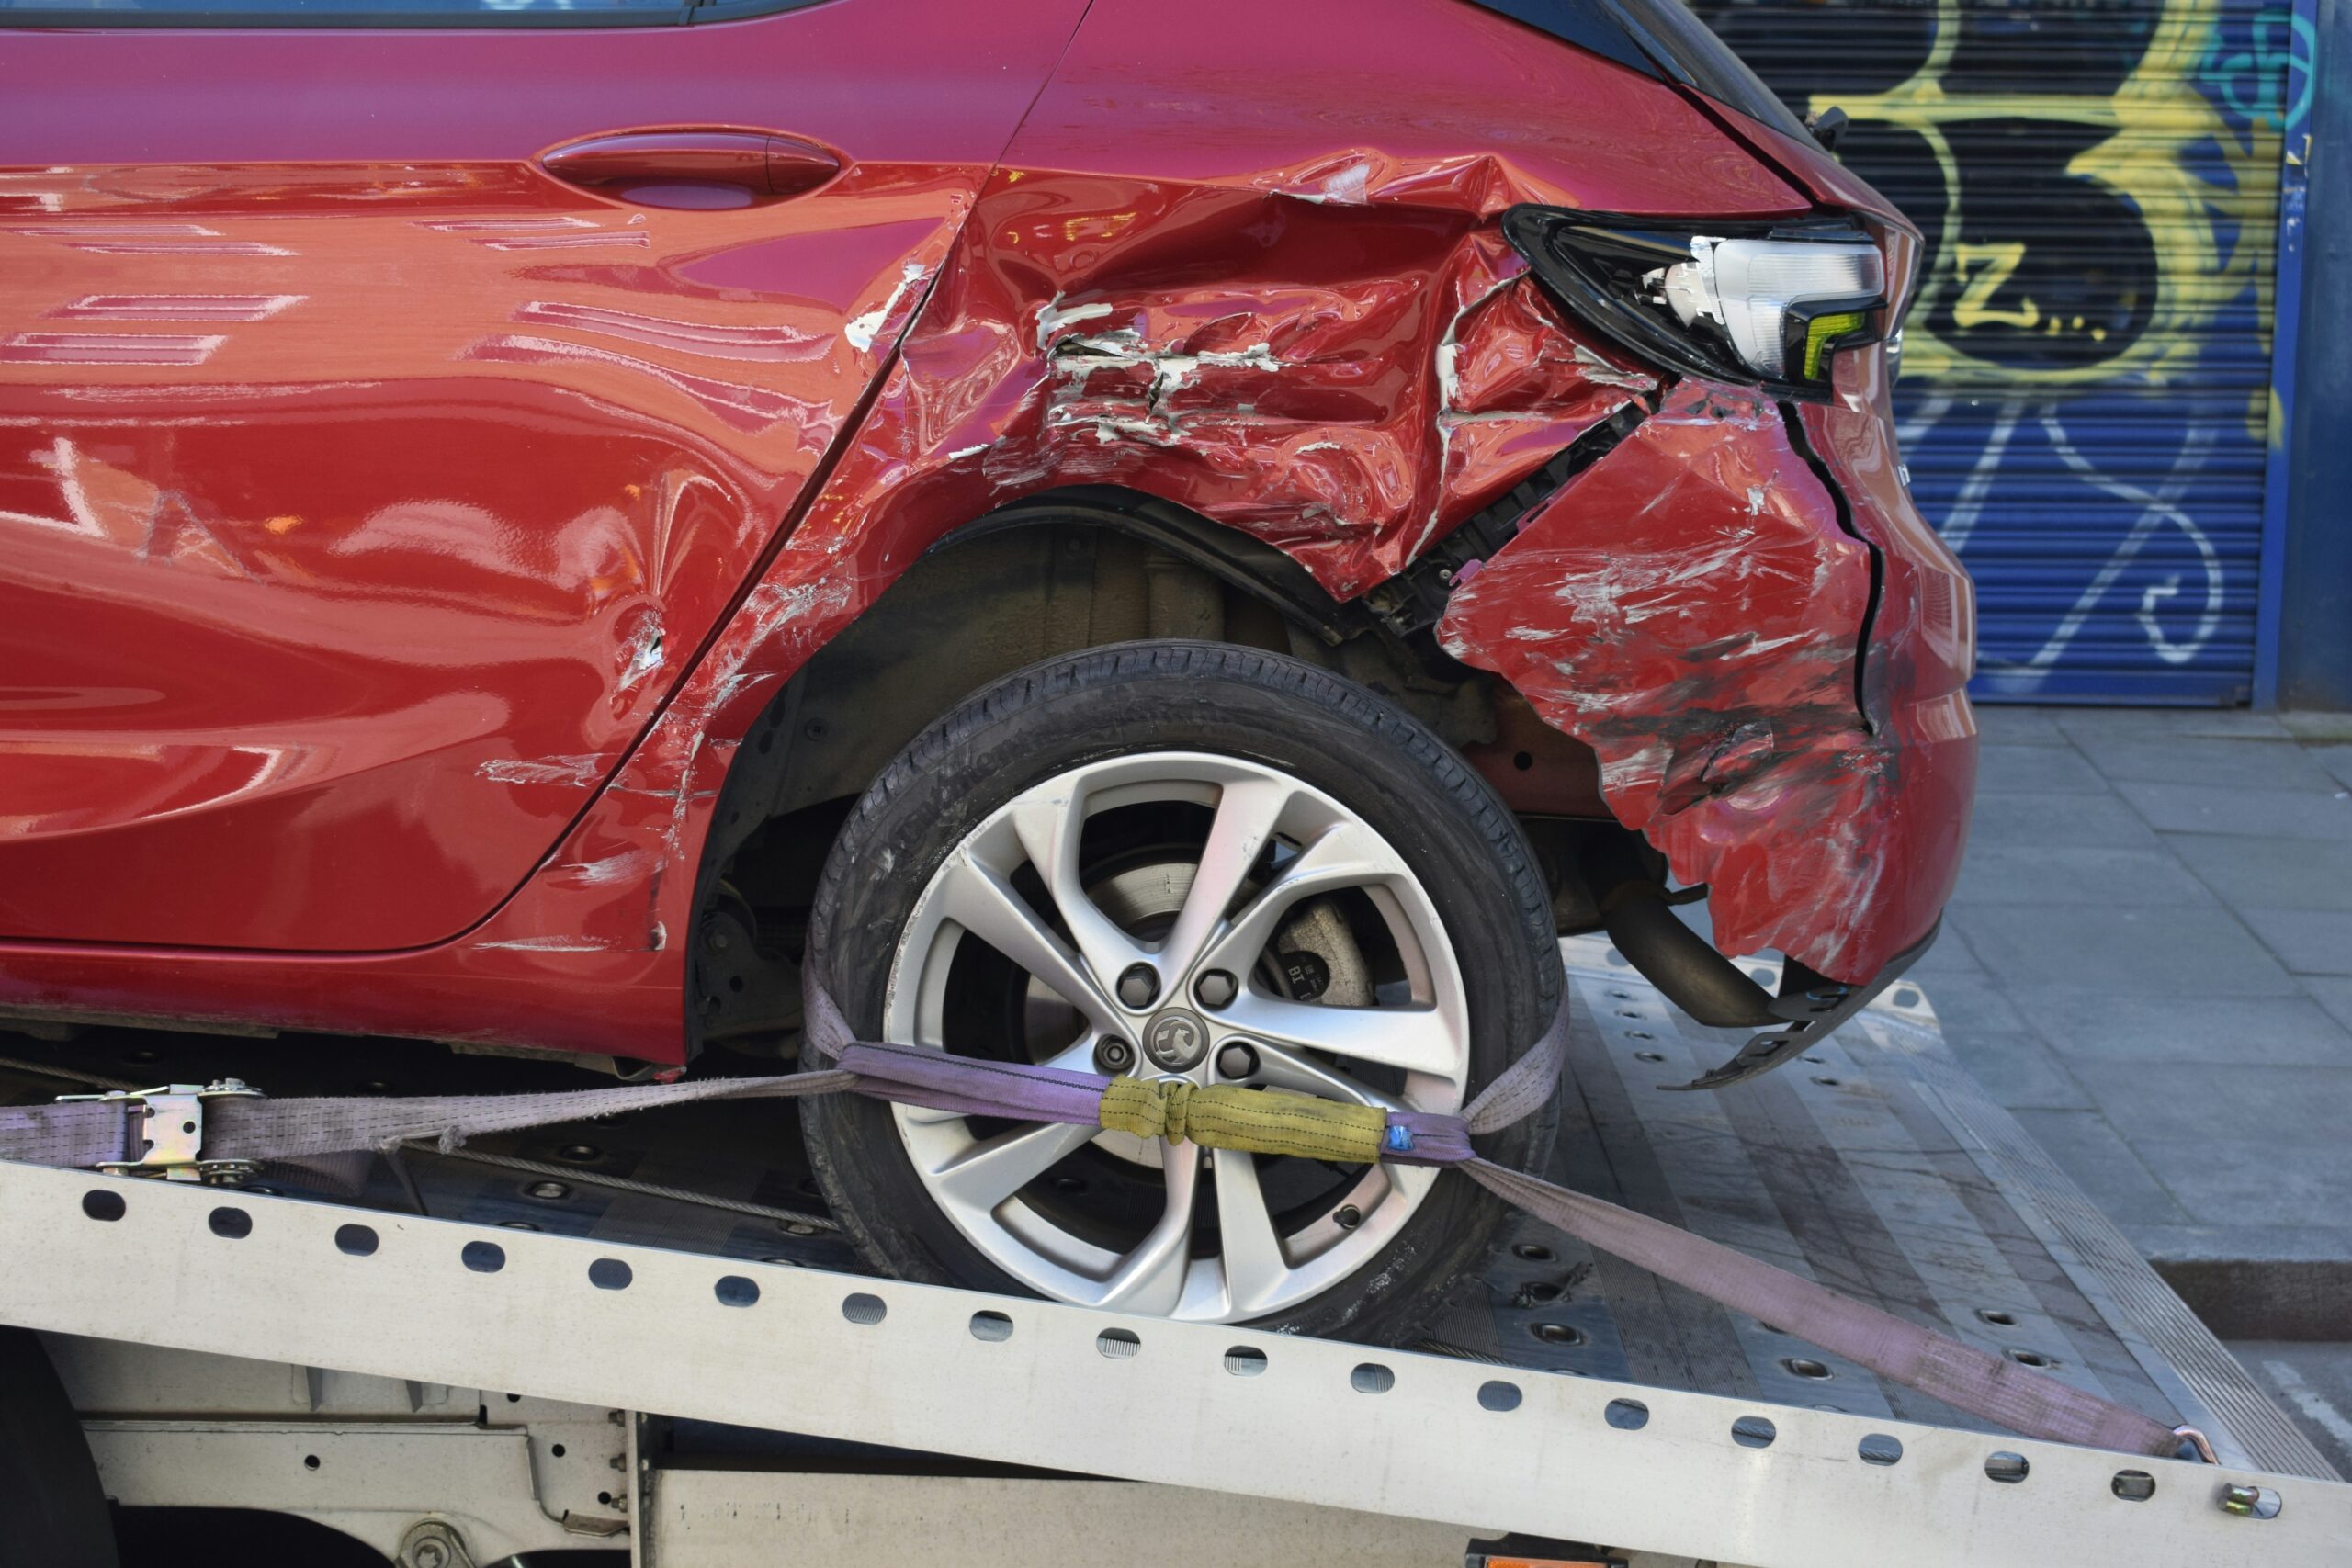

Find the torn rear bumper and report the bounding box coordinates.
[1436,363,1976,992]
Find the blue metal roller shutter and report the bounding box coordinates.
[1691,0,2295,704]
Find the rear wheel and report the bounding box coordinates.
[799,642,1561,1340]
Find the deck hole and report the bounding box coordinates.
[842,1292,887,1325]
[81,1190,126,1222]
[556,1144,602,1164]
[1604,1398,1648,1431]
[303,1454,320,1471]
[969,1310,1013,1342]
[596,1492,613,1507]
[1859,1433,1904,1465]
[1615,1009,1642,1020]
[524,1180,571,1201]
[1732,1415,1777,1449]
[1985,1451,2030,1484]
[1801,1054,1826,1064]
[501,1221,540,1232]
[1531,1322,1585,1346]
[714,1276,759,1307]
[1351,1362,1395,1393]
[1223,1347,1268,1376]
[1477,1381,1522,1412]
[2111,1470,2155,1501]
[551,1443,567,1458]
[334,1224,379,1257]
[1606,988,1632,999]
[588,1258,632,1291]
[1811,1076,1843,1088]
[1626,1031,1655,1041]
[1891,986,1922,1008]
[1512,750,1534,771]
[1976,1308,2018,1327]
[1097,1327,1141,1359]
[1512,1243,1555,1263]
[208,1206,252,1239]
[461,1240,506,1274]
[2006,1348,2056,1369]
[1781,1357,1833,1381]
[1634,1050,1666,1063]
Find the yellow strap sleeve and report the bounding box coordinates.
[1097,1079,1388,1164]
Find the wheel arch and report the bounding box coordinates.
[680,486,1500,1055]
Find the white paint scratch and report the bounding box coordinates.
[844,261,929,353]
[479,755,605,788]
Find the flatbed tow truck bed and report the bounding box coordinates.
[2,935,2342,1567]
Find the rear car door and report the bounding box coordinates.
[0,0,1082,951]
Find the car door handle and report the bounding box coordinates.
[540,129,842,203]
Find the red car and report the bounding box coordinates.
[0,0,1974,1337]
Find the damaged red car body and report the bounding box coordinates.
[0,0,1973,1084]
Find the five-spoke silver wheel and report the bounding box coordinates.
[883,751,1469,1322]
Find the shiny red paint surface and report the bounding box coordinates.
[0,0,1972,1058]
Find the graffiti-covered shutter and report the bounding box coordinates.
[1693,0,2298,703]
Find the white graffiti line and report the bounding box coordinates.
[1894,390,1951,452]
[2019,407,2221,672]
[1936,396,2023,556]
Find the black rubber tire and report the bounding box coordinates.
[798,641,1563,1343]
[0,1327,118,1568]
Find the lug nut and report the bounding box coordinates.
[1116,964,1159,1010]
[1094,1037,1136,1073]
[1216,1042,1260,1080]
[1334,1204,1363,1230]
[1194,969,1238,1008]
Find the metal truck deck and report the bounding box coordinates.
[1,934,2340,1566]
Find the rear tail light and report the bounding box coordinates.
[1503,207,1887,397]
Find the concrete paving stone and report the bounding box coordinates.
[2308,978,2352,1032]
[1973,742,2110,794]
[2124,1136,2352,1229]
[1950,902,2300,997]
[1906,921,1990,982]
[1970,706,2072,746]
[1951,844,2217,907]
[1909,975,2030,1037]
[2066,734,2344,793]
[2054,706,2292,741]
[2236,908,2352,976]
[1966,791,2165,852]
[2009,1109,2192,1227]
[2228,1341,2352,1478]
[1940,1028,2092,1110]
[2009,989,2352,1067]
[2163,833,2352,913]
[2075,1063,2352,1147]
[2115,780,2352,842]
[2282,710,2352,744]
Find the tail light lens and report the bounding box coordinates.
[1502,207,1887,397]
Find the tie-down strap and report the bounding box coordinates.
[0,979,2189,1461]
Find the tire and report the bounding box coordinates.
[798,641,1562,1342]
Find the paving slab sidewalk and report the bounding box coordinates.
[1934,705,2352,1341]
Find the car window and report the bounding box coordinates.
[1468,0,1815,146]
[1603,0,1815,142]
[0,0,782,26]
